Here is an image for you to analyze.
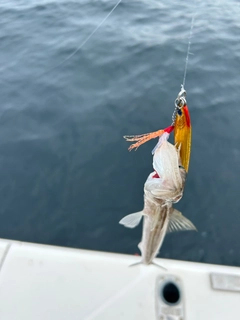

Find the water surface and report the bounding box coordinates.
[0,0,240,266]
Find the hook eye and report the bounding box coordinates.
[175,86,187,109]
[175,96,186,109]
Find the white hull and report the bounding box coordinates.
[0,238,239,320]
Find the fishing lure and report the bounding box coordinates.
[124,86,192,172]
[173,86,192,172]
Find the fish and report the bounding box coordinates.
[119,137,196,265]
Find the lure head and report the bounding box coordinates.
[175,86,187,109]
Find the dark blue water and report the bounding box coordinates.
[0,0,240,266]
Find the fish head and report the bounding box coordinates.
[153,141,182,185]
[150,141,185,202]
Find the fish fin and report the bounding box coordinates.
[129,260,167,270]
[119,211,143,228]
[151,261,167,271]
[129,261,142,267]
[168,208,197,232]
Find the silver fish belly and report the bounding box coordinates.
[138,163,184,265]
[139,196,170,265]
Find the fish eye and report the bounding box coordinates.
[177,109,182,116]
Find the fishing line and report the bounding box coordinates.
[182,14,195,89]
[37,0,122,79]
[171,14,195,126]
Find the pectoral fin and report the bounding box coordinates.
[119,211,143,228]
[168,208,197,232]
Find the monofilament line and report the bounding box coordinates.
[38,0,122,78]
[182,15,195,88]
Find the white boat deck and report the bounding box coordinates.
[0,238,239,320]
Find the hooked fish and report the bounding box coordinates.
[119,137,196,265]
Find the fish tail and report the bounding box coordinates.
[129,261,143,267]
[151,261,167,271]
[129,260,167,270]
